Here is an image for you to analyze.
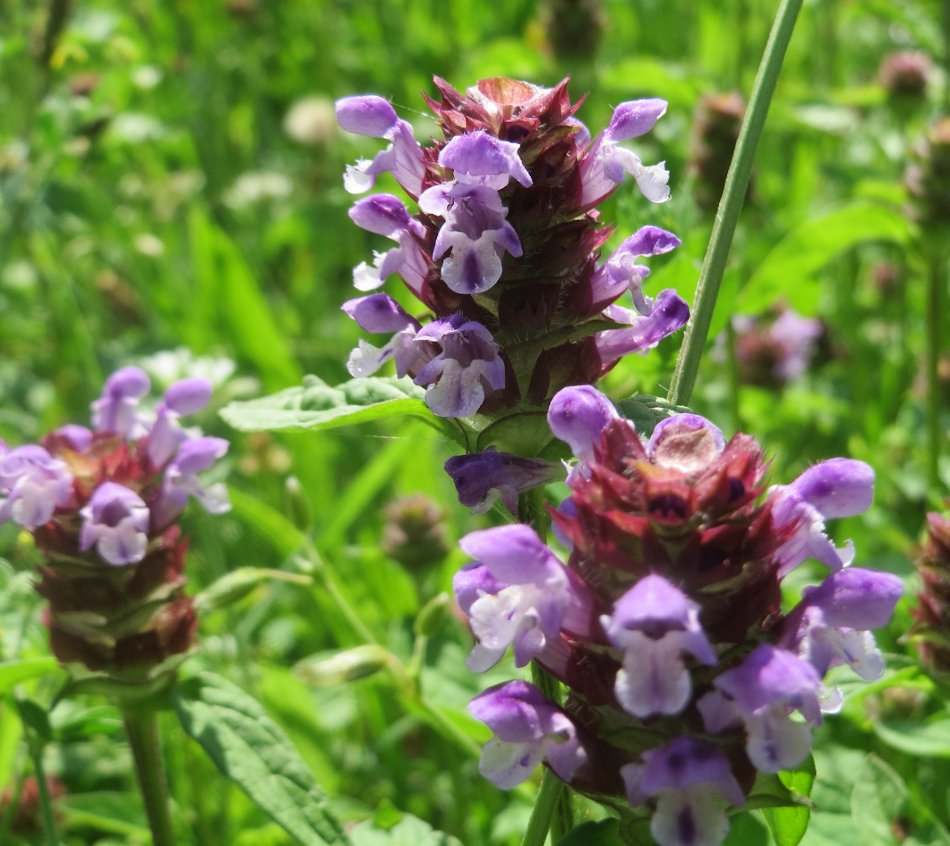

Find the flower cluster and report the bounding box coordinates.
[0,367,229,680]
[456,385,901,846]
[336,78,688,421]
[914,506,950,677]
[728,307,824,388]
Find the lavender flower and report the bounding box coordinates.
[444,450,560,514]
[456,386,900,844]
[622,737,744,846]
[468,680,587,788]
[336,78,688,421]
[3,366,230,678]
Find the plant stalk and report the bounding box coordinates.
[27,743,60,846]
[926,250,945,491]
[123,709,177,846]
[668,0,804,407]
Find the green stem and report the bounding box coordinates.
[926,250,945,491]
[123,709,177,846]
[668,0,804,407]
[27,743,60,846]
[520,770,565,846]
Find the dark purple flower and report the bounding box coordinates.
[468,680,587,788]
[153,437,230,530]
[602,575,716,717]
[444,450,560,514]
[699,645,822,772]
[79,482,150,566]
[621,736,744,846]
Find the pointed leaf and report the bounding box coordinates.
[761,755,816,846]
[173,672,351,846]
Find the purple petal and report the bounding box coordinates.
[619,225,682,258]
[789,459,874,518]
[170,437,229,475]
[796,568,903,630]
[335,95,398,137]
[348,194,416,239]
[460,524,563,585]
[595,290,689,362]
[439,130,533,189]
[342,294,418,334]
[547,385,620,461]
[606,98,668,142]
[453,562,503,616]
[164,378,212,415]
[79,481,150,566]
[468,680,554,742]
[52,424,93,452]
[445,451,559,514]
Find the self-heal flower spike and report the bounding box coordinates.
[914,507,950,676]
[3,365,230,682]
[459,386,900,845]
[468,680,587,789]
[336,78,688,422]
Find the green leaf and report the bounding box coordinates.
[220,375,462,443]
[850,754,907,846]
[57,791,150,841]
[0,657,61,696]
[555,820,624,846]
[173,672,351,846]
[743,202,912,315]
[349,811,463,846]
[193,567,312,613]
[873,716,950,758]
[762,756,816,846]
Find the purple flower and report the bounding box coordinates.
[768,310,823,381]
[444,450,560,514]
[547,385,620,463]
[588,226,682,314]
[411,315,505,417]
[52,425,93,452]
[699,645,822,772]
[335,95,425,196]
[579,99,671,206]
[468,680,587,789]
[90,366,150,438]
[647,414,726,474]
[0,446,74,529]
[348,195,430,294]
[456,525,590,671]
[79,482,150,566]
[342,294,422,378]
[602,575,716,718]
[419,183,522,294]
[145,378,214,470]
[771,458,875,575]
[621,736,744,846]
[780,568,902,704]
[152,437,230,530]
[439,131,533,190]
[595,289,690,364]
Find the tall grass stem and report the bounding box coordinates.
[668,0,803,407]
